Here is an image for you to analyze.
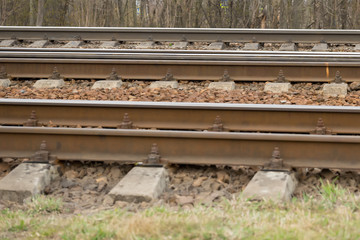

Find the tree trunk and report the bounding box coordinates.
[30,0,35,25]
[36,0,45,26]
[340,0,347,29]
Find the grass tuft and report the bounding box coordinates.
[8,219,28,232]
[319,178,346,205]
[26,195,64,214]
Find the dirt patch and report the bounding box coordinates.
[45,161,133,213]
[0,158,23,180]
[161,165,255,208]
[294,168,360,198]
[43,163,256,212]
[45,163,360,212]
[1,160,360,213]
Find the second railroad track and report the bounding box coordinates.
[1,27,360,82]
[1,49,360,82]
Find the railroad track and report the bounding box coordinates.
[0,28,359,170]
[1,27,360,82]
[0,99,360,170]
[1,48,360,81]
[2,27,360,206]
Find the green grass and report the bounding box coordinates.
[0,180,359,239]
[26,195,64,214]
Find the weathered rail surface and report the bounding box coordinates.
[1,50,360,81]
[1,99,359,134]
[2,27,360,43]
[1,126,360,170]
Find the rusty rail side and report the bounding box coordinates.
[1,57,359,82]
[1,99,360,134]
[2,27,360,43]
[0,127,360,170]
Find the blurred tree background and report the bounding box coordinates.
[0,0,357,29]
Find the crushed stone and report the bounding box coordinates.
[1,81,360,106]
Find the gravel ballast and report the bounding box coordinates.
[1,80,360,106]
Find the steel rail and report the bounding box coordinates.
[0,126,360,169]
[2,27,360,43]
[3,47,360,56]
[1,56,359,82]
[3,51,360,62]
[1,99,359,134]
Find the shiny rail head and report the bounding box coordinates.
[1,98,360,113]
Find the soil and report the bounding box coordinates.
[294,168,360,198]
[46,161,133,213]
[1,157,360,213]
[0,158,23,180]
[45,163,258,212]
